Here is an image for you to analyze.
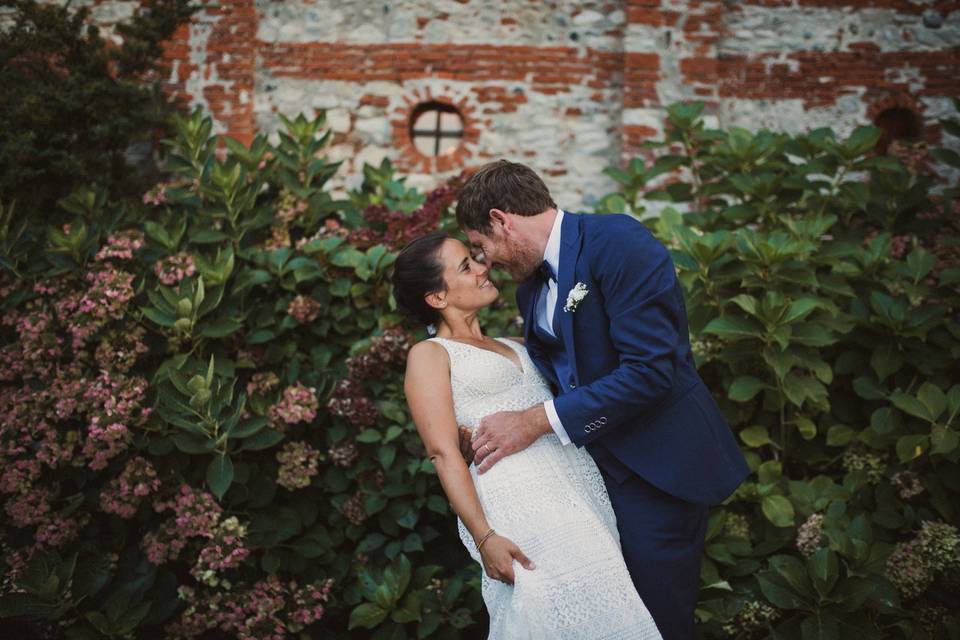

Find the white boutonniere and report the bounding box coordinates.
[564,282,589,312]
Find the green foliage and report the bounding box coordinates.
[0,110,485,638]
[601,100,960,638]
[5,89,960,639]
[0,0,195,221]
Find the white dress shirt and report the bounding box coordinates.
[539,209,572,446]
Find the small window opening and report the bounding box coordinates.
[409,102,464,157]
[874,107,922,154]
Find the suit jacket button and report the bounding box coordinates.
[569,383,576,389]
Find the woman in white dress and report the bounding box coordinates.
[393,232,662,640]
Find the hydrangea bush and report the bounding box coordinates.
[0,111,484,639]
[598,101,960,639]
[3,100,958,640]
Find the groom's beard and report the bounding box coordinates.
[500,245,541,284]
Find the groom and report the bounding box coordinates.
[459,160,749,640]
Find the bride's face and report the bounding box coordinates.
[433,238,499,313]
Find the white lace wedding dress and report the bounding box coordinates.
[429,337,662,640]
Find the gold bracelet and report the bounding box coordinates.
[476,528,496,551]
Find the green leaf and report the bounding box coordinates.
[391,591,422,624]
[801,612,840,640]
[845,126,881,157]
[763,349,797,381]
[806,548,839,597]
[890,391,934,422]
[357,430,381,443]
[229,416,269,439]
[895,434,929,463]
[141,306,176,327]
[73,554,113,600]
[762,495,795,528]
[794,416,817,440]
[0,593,60,620]
[948,385,960,424]
[349,603,388,630]
[241,428,284,451]
[931,426,959,455]
[770,554,814,598]
[757,571,807,610]
[870,407,899,434]
[384,554,412,599]
[905,248,935,282]
[853,377,887,400]
[171,434,214,454]
[246,329,276,344]
[703,315,763,340]
[826,424,856,447]
[729,376,766,402]
[783,298,820,324]
[870,345,903,383]
[290,527,332,559]
[916,383,946,422]
[759,460,783,484]
[783,373,828,408]
[740,425,773,448]
[207,455,234,499]
[200,317,243,338]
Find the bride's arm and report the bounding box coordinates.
[405,342,489,540]
[404,341,534,583]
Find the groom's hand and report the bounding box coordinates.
[472,405,551,474]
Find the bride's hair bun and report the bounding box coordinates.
[391,232,449,327]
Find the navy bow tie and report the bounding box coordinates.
[537,260,557,284]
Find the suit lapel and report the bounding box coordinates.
[554,212,584,374]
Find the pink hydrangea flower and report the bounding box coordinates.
[268,382,318,430]
[100,457,160,518]
[154,252,196,286]
[287,295,321,324]
[276,441,320,490]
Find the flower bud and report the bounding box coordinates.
[177,298,193,318]
[187,374,207,394]
[190,389,211,410]
[173,318,192,333]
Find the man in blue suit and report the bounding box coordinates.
[461,160,749,640]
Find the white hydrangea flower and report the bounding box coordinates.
[564,282,589,312]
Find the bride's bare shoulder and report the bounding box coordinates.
[406,339,448,368]
[505,337,525,345]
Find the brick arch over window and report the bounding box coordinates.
[866,92,928,154]
[391,87,481,174]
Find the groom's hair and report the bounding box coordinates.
[456,160,557,234]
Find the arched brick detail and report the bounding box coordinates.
[866,91,925,124]
[865,91,936,149]
[391,87,482,174]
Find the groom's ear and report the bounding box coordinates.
[488,208,509,233]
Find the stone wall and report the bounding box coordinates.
[66,0,960,208]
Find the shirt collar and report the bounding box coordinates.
[543,208,564,277]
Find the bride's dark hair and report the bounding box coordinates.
[391,232,450,327]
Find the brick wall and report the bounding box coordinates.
[73,0,960,208]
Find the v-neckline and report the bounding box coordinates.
[439,337,525,376]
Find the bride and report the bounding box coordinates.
[392,232,662,640]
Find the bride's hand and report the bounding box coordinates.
[458,426,475,465]
[478,535,535,584]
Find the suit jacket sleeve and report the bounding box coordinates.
[552,220,684,447]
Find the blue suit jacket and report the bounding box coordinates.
[518,212,748,506]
